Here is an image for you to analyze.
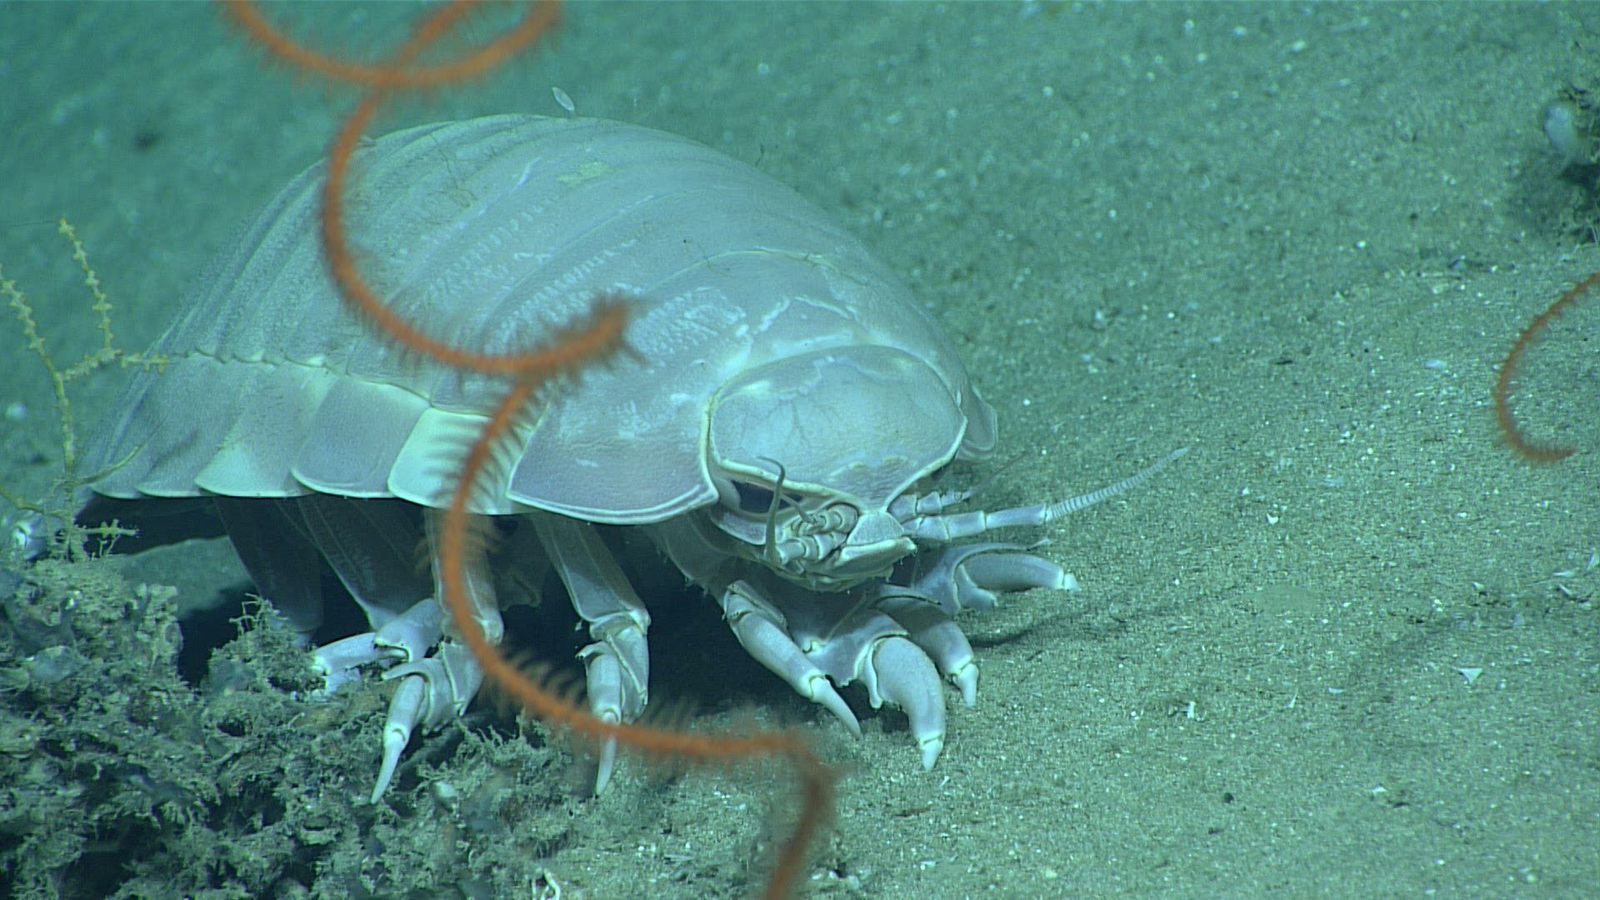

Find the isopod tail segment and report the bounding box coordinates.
[223,2,835,898]
[1493,267,1597,463]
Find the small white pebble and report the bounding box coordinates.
[551,86,576,115]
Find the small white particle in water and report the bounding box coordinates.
[551,86,576,115]
[1423,359,1447,371]
[2,401,24,421]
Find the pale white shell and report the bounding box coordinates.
[82,115,995,524]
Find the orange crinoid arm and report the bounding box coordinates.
[222,0,562,91]
[1493,268,1596,463]
[220,2,834,897]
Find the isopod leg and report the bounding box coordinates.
[528,513,651,794]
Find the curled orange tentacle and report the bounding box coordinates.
[1493,268,1596,463]
[222,0,561,90]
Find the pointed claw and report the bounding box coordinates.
[897,543,1078,615]
[880,599,981,707]
[960,550,1078,595]
[802,674,861,739]
[579,621,649,795]
[581,647,624,795]
[373,674,426,802]
[864,636,946,770]
[951,662,978,709]
[369,644,485,802]
[722,590,862,738]
[595,733,619,796]
[533,513,652,795]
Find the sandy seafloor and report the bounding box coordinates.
[1,2,1597,898]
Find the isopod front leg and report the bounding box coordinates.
[287,502,493,802]
[717,579,862,737]
[364,508,497,802]
[897,542,1077,616]
[372,638,485,802]
[875,542,1079,712]
[528,513,651,795]
[719,578,951,769]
